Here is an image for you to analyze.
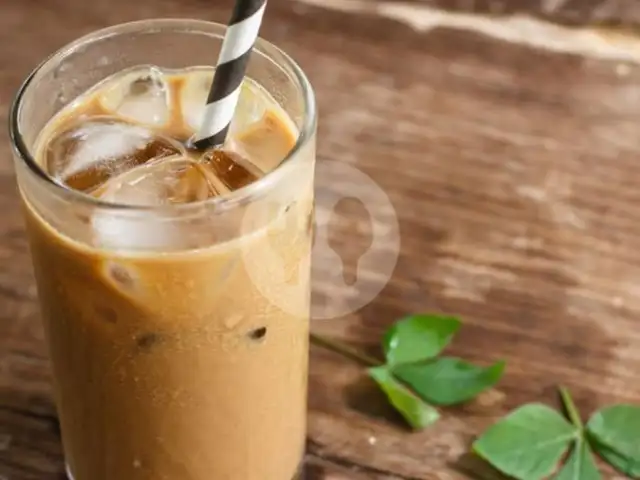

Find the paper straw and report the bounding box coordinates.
[193,0,268,149]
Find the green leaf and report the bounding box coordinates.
[473,404,579,480]
[587,405,640,460]
[382,314,461,365]
[554,440,601,480]
[393,357,506,406]
[587,405,640,478]
[592,441,640,478]
[368,366,440,430]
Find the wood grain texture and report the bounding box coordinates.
[1,0,640,479]
[382,0,640,27]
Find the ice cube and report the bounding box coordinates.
[228,110,297,172]
[91,156,229,250]
[180,69,265,134]
[99,67,171,126]
[95,155,228,206]
[92,209,182,251]
[44,117,184,192]
[201,149,263,191]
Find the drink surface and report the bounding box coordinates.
[22,66,313,480]
[39,65,297,206]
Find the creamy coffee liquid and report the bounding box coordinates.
[22,66,312,480]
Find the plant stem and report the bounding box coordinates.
[559,385,584,430]
[310,333,381,367]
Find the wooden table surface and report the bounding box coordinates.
[2,0,640,479]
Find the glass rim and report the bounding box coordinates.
[9,18,317,214]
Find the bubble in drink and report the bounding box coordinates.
[99,67,171,126]
[180,69,266,135]
[44,117,183,192]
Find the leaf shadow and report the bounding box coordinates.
[452,452,513,480]
[302,462,326,480]
[342,375,414,431]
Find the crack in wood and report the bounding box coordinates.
[0,405,60,432]
[293,0,640,64]
[4,348,47,362]
[293,0,640,27]
[306,439,427,480]
[0,283,35,302]
[0,458,62,478]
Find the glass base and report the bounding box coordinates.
[66,461,305,479]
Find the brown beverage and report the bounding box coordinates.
[11,20,316,480]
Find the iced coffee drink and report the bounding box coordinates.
[11,20,315,480]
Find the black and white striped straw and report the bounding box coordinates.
[193,0,268,150]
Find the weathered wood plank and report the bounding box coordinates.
[1,0,640,479]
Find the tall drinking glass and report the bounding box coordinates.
[10,19,316,480]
